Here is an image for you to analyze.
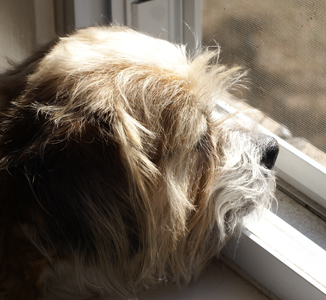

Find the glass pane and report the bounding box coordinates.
[202,0,326,167]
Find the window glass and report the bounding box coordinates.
[202,0,326,167]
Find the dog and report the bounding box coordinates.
[0,26,278,300]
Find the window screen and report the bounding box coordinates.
[202,0,326,167]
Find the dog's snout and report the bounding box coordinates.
[260,136,279,170]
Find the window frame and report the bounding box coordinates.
[222,209,326,300]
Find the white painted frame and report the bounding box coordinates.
[72,0,201,50]
[275,139,326,209]
[223,210,326,300]
[111,0,201,49]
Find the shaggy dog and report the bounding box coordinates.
[0,26,278,300]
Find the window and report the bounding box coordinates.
[203,0,326,165]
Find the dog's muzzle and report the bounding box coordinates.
[260,136,279,170]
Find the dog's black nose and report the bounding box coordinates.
[260,136,279,170]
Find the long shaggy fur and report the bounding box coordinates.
[0,26,276,300]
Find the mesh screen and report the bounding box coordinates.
[202,0,326,165]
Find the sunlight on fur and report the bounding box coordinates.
[0,26,278,300]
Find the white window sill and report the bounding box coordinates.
[223,206,326,300]
[275,183,326,251]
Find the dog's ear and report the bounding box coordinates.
[0,49,163,296]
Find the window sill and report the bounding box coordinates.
[276,181,326,249]
[222,206,326,300]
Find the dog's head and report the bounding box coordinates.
[0,26,278,298]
